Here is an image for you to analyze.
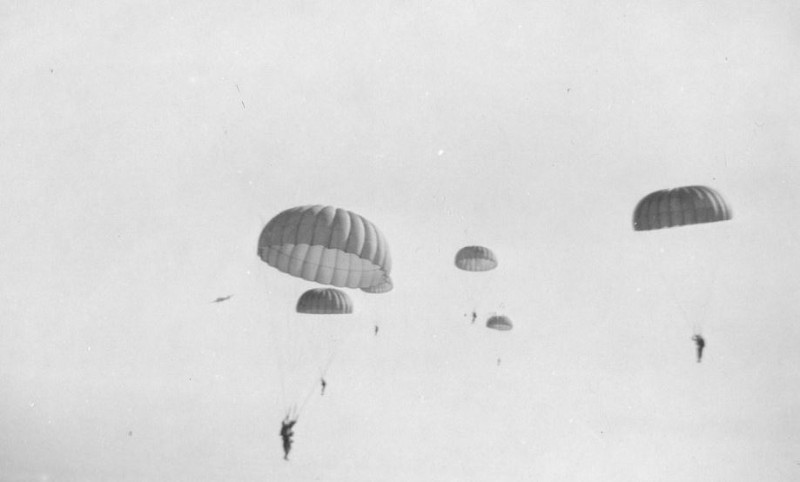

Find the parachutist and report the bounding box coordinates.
[692,335,705,363]
[280,415,297,460]
[497,358,501,366]
[320,378,326,396]
[471,311,477,324]
[374,325,379,336]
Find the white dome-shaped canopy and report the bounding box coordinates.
[258,205,392,289]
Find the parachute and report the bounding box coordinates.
[633,186,731,231]
[455,246,498,320]
[257,205,392,289]
[296,288,353,314]
[486,315,513,331]
[455,246,498,272]
[484,314,513,366]
[273,289,355,415]
[360,276,393,294]
[257,205,390,418]
[632,185,733,338]
[359,276,393,335]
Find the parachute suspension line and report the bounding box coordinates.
[646,234,693,330]
[284,403,299,422]
[280,312,294,411]
[692,266,719,336]
[655,266,692,325]
[291,359,332,418]
[258,274,293,415]
[295,337,344,416]
[284,316,349,418]
[319,344,340,379]
[279,370,288,413]
[297,376,321,416]
[277,310,300,414]
[653,246,720,336]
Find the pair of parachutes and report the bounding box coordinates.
[257,205,394,315]
[257,206,395,417]
[291,277,394,315]
[454,245,513,331]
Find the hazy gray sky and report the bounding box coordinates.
[2,1,799,481]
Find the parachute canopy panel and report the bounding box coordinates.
[361,276,393,294]
[296,288,353,314]
[486,315,513,331]
[633,186,732,231]
[455,246,498,272]
[258,205,392,289]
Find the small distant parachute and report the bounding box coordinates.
[360,276,392,337]
[257,205,391,289]
[361,276,393,294]
[211,295,233,303]
[632,186,732,231]
[455,246,497,272]
[486,315,513,331]
[296,288,353,315]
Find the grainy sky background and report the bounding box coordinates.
[2,1,800,481]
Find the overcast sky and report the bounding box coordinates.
[2,1,800,481]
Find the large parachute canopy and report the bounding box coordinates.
[455,246,498,272]
[486,315,513,331]
[632,186,732,231]
[360,276,393,294]
[258,205,392,288]
[296,288,353,314]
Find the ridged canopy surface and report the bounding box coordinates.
[296,288,353,314]
[633,186,732,231]
[455,246,498,272]
[486,315,513,331]
[258,205,392,288]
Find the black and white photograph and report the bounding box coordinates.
[2,1,799,481]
